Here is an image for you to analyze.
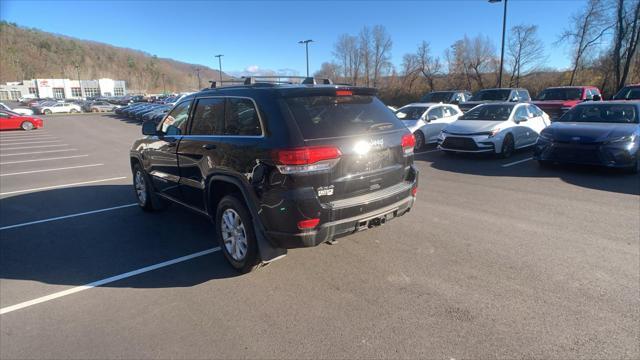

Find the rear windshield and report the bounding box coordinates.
[459,104,514,121]
[284,95,403,139]
[537,88,582,101]
[558,104,638,123]
[470,89,511,101]
[420,92,452,103]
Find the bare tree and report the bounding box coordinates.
[359,26,373,86]
[559,0,613,85]
[464,35,496,89]
[612,0,640,90]
[314,62,341,81]
[507,25,545,87]
[400,53,421,92]
[333,34,361,85]
[371,25,393,87]
[416,41,442,91]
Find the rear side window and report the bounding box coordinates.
[284,95,403,139]
[226,98,262,136]
[190,98,225,135]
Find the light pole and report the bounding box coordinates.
[489,0,507,88]
[74,64,83,99]
[161,73,166,94]
[214,54,224,83]
[298,39,314,77]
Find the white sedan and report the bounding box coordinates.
[394,102,462,150]
[437,102,550,158]
[0,102,34,116]
[38,102,82,115]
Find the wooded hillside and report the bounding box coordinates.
[0,21,230,93]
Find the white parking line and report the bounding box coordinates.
[0,132,48,137]
[0,140,61,145]
[502,157,534,168]
[0,163,104,177]
[0,136,57,141]
[0,203,137,230]
[0,247,221,315]
[1,144,70,150]
[0,149,77,157]
[0,154,88,165]
[0,176,127,196]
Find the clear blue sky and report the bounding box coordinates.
[2,0,586,76]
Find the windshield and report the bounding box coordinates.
[395,106,428,120]
[470,89,511,101]
[537,88,582,101]
[613,86,640,100]
[284,95,403,139]
[558,104,638,124]
[459,104,514,121]
[420,92,452,103]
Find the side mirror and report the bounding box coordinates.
[510,97,519,102]
[592,94,602,101]
[514,115,528,123]
[142,121,158,136]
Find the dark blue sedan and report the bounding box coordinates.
[534,101,640,173]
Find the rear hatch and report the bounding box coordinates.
[279,88,414,204]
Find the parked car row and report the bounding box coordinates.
[393,98,639,173]
[114,102,172,123]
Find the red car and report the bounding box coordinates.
[0,109,44,131]
[533,86,602,120]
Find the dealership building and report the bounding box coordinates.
[0,78,127,100]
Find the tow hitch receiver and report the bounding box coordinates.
[356,209,397,231]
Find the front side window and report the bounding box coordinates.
[517,90,530,101]
[226,98,262,136]
[427,106,443,119]
[161,100,191,135]
[190,98,225,135]
[459,104,515,121]
[514,106,529,120]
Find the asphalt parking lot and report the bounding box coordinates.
[0,113,638,359]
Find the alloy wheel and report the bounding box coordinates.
[220,209,248,261]
[134,170,147,205]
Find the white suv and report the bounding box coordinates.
[395,103,462,150]
[438,102,550,158]
[38,102,82,115]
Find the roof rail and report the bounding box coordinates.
[208,76,334,89]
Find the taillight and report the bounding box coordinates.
[401,133,415,155]
[297,218,320,230]
[274,146,341,174]
[411,186,418,197]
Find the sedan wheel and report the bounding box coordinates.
[20,121,34,131]
[43,109,52,115]
[499,135,515,159]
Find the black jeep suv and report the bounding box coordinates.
[130,80,419,272]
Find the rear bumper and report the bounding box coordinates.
[266,195,415,248]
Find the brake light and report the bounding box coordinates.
[297,218,320,230]
[274,146,341,174]
[401,133,415,155]
[336,90,353,96]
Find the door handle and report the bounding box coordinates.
[202,144,217,150]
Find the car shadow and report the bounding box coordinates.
[415,144,640,196]
[0,185,241,291]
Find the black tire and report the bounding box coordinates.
[132,163,166,211]
[498,134,515,159]
[625,154,640,174]
[70,109,78,113]
[414,131,425,151]
[43,109,52,115]
[20,121,34,131]
[216,194,259,273]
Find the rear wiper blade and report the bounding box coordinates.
[366,122,394,131]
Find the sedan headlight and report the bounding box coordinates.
[605,134,636,144]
